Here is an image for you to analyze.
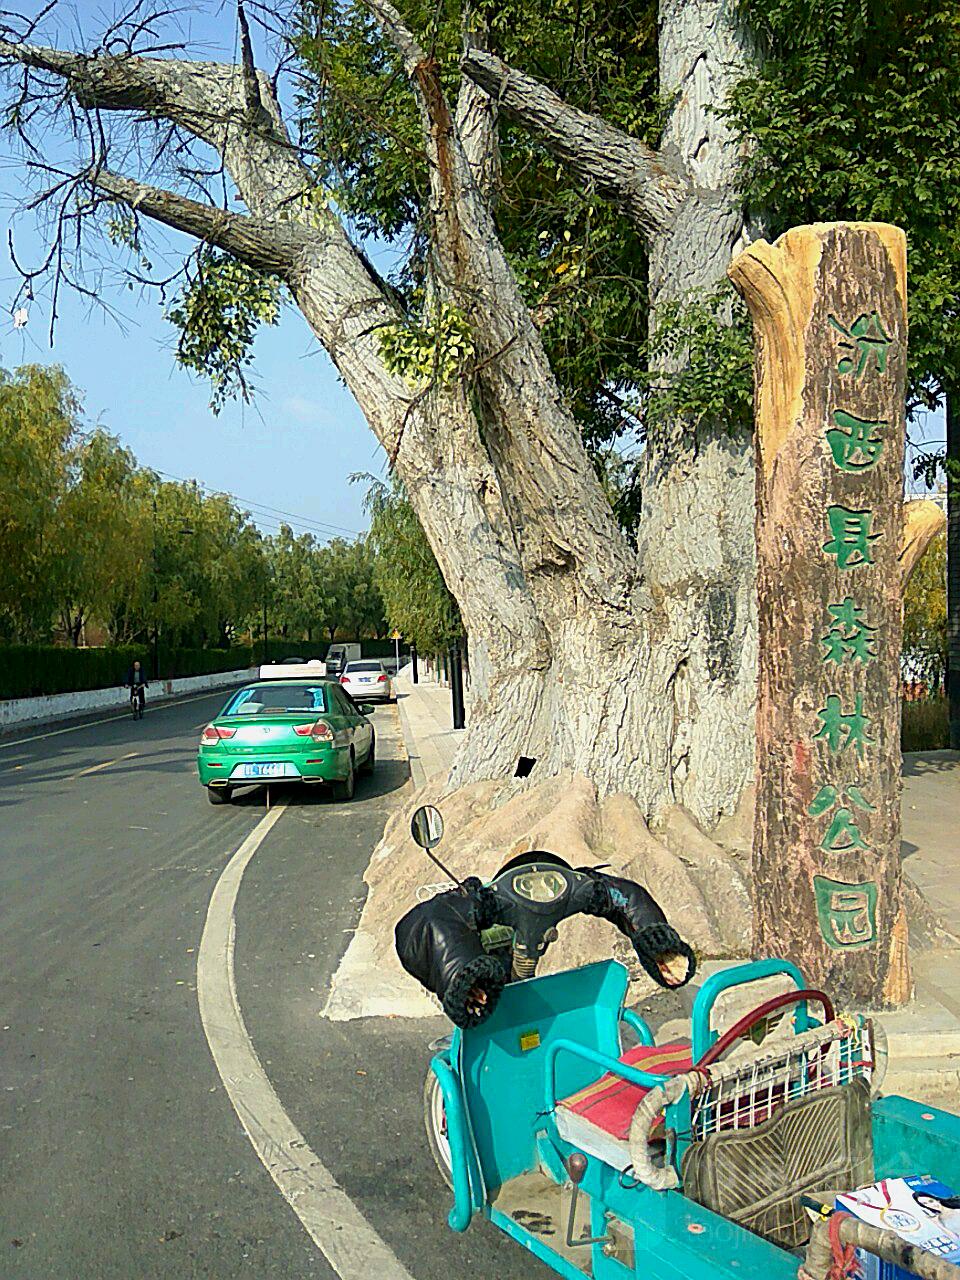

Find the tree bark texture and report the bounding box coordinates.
[453,0,763,823]
[730,222,910,1007]
[632,0,759,821]
[463,2,761,821]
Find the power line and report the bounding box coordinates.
[150,468,363,539]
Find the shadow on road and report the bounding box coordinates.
[211,756,409,810]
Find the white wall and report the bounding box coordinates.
[0,668,259,733]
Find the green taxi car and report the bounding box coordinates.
[197,678,375,805]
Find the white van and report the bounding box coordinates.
[324,643,361,676]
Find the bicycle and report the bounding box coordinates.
[129,685,146,719]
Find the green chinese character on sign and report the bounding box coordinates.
[828,312,893,378]
[825,411,886,472]
[814,875,878,949]
[814,694,874,758]
[808,782,874,851]
[820,809,870,852]
[821,597,878,665]
[823,507,880,570]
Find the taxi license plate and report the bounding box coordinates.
[236,762,291,779]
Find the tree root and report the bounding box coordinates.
[361,770,753,1005]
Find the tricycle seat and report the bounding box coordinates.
[555,1040,693,1171]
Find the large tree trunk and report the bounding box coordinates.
[456,0,760,824]
[633,0,758,822]
[365,0,762,824]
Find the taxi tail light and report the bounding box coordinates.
[377,674,387,683]
[339,674,349,684]
[201,724,236,743]
[293,719,335,742]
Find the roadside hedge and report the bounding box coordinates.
[0,645,151,699]
[901,697,948,752]
[0,643,256,700]
[0,638,398,700]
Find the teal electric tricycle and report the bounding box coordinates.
[396,805,960,1280]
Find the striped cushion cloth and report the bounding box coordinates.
[557,1042,693,1141]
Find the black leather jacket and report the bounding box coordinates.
[395,865,695,1028]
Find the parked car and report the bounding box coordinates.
[324,642,361,675]
[339,659,394,703]
[197,678,375,805]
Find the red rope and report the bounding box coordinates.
[827,1212,862,1280]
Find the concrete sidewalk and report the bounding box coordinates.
[393,667,464,788]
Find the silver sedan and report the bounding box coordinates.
[339,659,394,703]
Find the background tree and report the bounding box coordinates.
[0,364,82,641]
[903,532,947,694]
[365,478,460,652]
[268,524,330,640]
[266,526,383,642]
[323,537,385,640]
[48,430,142,645]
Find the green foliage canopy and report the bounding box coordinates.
[363,477,461,651]
[266,526,384,643]
[902,530,946,690]
[0,364,83,640]
[729,0,960,414]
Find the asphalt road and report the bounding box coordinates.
[0,689,539,1279]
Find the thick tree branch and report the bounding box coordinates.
[359,0,426,74]
[455,25,500,205]
[87,169,303,274]
[0,38,258,154]
[462,48,687,238]
[360,0,638,613]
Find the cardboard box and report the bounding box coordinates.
[836,1176,960,1280]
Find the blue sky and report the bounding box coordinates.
[0,0,381,542]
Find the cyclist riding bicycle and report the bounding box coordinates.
[126,660,149,716]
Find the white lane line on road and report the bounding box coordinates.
[0,689,230,753]
[70,750,139,781]
[197,806,417,1280]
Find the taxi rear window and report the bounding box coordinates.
[223,684,329,715]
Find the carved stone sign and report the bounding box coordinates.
[730,223,910,1007]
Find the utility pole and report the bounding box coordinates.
[263,597,269,664]
[151,494,160,680]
